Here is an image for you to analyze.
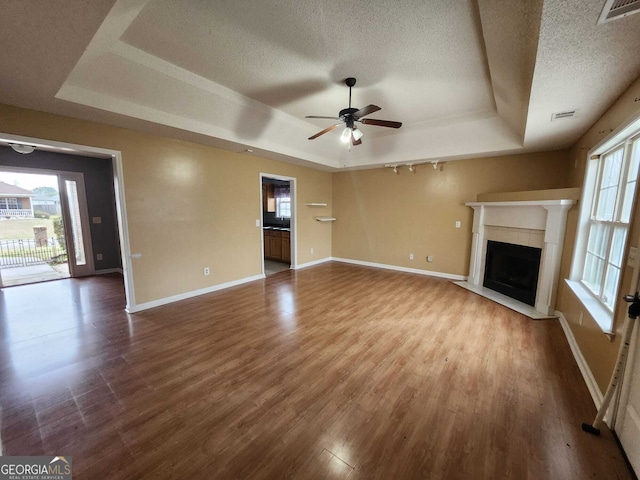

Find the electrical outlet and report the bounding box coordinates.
[455,221,461,228]
[427,256,434,262]
[96,253,103,261]
[310,247,314,254]
[409,253,414,260]
[204,267,210,276]
[255,219,260,227]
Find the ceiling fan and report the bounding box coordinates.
[306,77,402,146]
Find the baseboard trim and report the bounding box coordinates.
[331,257,467,281]
[95,268,123,275]
[293,257,332,270]
[126,274,266,313]
[557,310,605,412]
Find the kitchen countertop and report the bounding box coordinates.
[263,226,290,231]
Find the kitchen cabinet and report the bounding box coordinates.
[270,232,282,259]
[262,184,276,213]
[264,229,290,263]
[263,230,271,257]
[281,233,290,262]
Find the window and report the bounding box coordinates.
[582,143,639,308]
[276,197,291,218]
[0,197,18,209]
[569,130,640,331]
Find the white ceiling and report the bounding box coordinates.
[1,0,640,170]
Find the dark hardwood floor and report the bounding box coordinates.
[0,263,633,479]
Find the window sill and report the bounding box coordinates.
[565,279,614,335]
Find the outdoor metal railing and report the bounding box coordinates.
[0,209,33,218]
[0,237,67,268]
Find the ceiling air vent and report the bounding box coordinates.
[598,0,640,24]
[551,110,576,121]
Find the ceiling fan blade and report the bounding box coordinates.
[353,104,381,119]
[359,118,403,128]
[308,123,342,140]
[305,115,340,120]
[351,131,362,146]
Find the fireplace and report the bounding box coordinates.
[483,241,542,306]
[462,198,575,317]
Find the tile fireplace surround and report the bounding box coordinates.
[456,199,575,319]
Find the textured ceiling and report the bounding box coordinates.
[1,0,640,170]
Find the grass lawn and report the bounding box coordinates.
[0,218,56,240]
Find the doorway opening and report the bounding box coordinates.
[0,133,133,311]
[261,174,295,276]
[0,169,94,287]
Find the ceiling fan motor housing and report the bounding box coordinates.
[339,107,358,128]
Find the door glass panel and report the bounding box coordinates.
[65,180,86,266]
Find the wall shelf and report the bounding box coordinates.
[305,202,327,207]
[315,216,336,222]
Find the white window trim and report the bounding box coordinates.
[569,116,640,334]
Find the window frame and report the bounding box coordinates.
[569,127,640,333]
[276,197,291,219]
[0,197,18,209]
[581,143,636,309]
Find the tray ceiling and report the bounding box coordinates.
[2,0,640,170]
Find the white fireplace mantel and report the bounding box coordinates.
[464,199,575,317]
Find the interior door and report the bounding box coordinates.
[617,331,640,475]
[59,172,94,277]
[615,242,640,475]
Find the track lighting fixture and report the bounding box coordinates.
[432,160,439,170]
[393,165,399,174]
[407,164,415,173]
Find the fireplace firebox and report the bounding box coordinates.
[483,241,542,306]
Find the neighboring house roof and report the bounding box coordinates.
[0,181,35,197]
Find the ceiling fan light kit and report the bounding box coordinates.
[306,77,402,147]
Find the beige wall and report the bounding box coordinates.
[556,75,640,393]
[332,151,572,276]
[0,104,332,305]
